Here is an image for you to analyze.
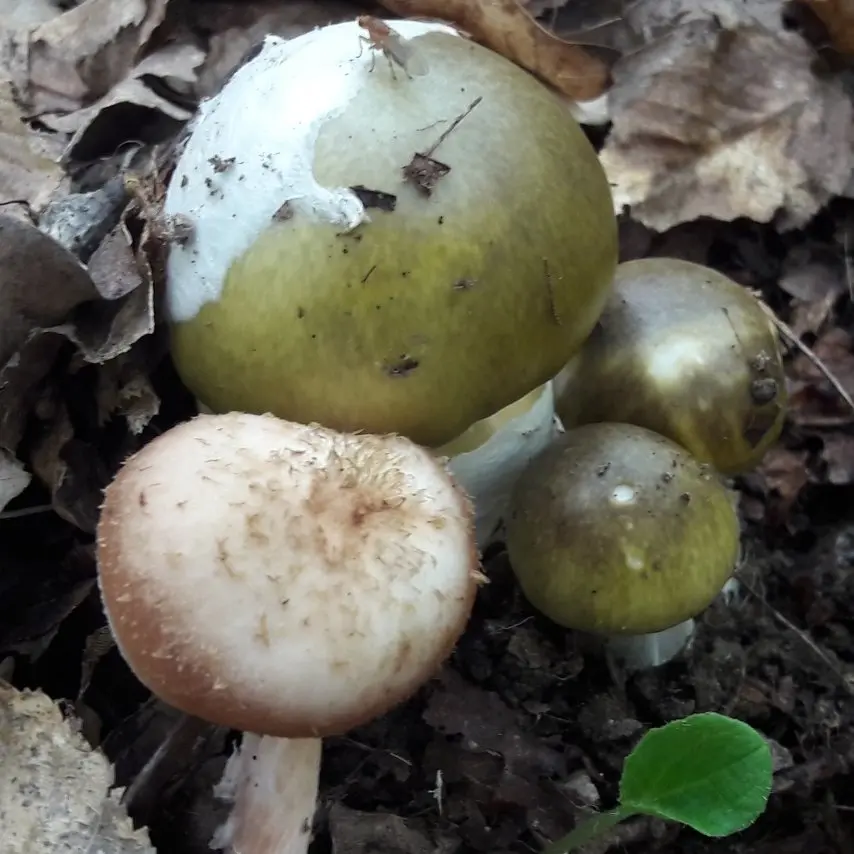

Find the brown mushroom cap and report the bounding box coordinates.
[96,412,480,737]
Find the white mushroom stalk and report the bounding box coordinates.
[95,412,481,854]
[604,620,697,671]
[211,736,321,853]
[438,382,560,547]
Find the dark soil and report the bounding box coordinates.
[5,204,854,854]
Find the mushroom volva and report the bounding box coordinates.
[162,20,617,449]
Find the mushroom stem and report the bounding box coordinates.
[211,735,321,854]
[604,619,696,671]
[439,382,559,548]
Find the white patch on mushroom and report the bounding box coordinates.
[623,547,645,572]
[610,483,636,505]
[164,20,458,323]
[645,334,708,386]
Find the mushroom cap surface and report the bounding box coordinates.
[555,258,787,474]
[97,412,479,737]
[164,21,617,446]
[506,422,741,635]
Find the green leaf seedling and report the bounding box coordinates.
[544,712,774,854]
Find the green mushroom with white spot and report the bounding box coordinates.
[506,422,742,669]
[554,258,787,475]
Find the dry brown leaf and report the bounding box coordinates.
[54,281,154,365]
[0,213,98,365]
[47,189,155,364]
[623,0,788,38]
[50,42,204,161]
[778,246,846,337]
[791,327,854,392]
[0,211,153,489]
[798,0,854,55]
[97,363,161,434]
[786,326,854,424]
[601,17,854,231]
[4,0,171,116]
[0,0,63,28]
[0,335,64,453]
[29,400,112,532]
[0,78,65,211]
[377,0,609,100]
[0,683,155,854]
[789,288,839,338]
[758,446,811,513]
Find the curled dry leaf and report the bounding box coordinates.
[97,364,161,435]
[3,0,172,117]
[0,212,154,524]
[376,0,609,100]
[39,176,131,260]
[0,335,64,455]
[29,402,97,532]
[53,42,205,163]
[600,18,854,231]
[0,213,98,366]
[778,248,846,338]
[0,683,155,854]
[756,446,811,516]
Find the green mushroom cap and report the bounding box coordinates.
[163,21,617,447]
[506,422,741,635]
[555,258,787,474]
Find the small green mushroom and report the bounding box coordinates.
[554,258,787,475]
[506,422,741,668]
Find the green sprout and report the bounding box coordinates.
[544,712,774,854]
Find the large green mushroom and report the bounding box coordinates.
[161,19,617,543]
